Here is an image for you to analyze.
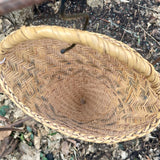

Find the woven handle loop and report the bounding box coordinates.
[0,25,160,94]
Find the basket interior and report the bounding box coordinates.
[2,38,160,139]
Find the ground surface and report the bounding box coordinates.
[0,0,160,159]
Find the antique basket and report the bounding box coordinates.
[0,26,160,144]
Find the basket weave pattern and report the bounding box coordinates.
[0,26,160,143]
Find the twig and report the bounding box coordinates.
[0,137,19,158]
[0,127,23,131]
[0,116,32,131]
[137,25,160,46]
[99,18,139,38]
[0,115,8,122]
[152,57,160,65]
[0,116,32,132]
[121,21,129,41]
[8,116,32,127]
[145,155,151,160]
[99,18,110,23]
[136,4,159,13]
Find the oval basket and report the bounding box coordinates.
[0,26,160,144]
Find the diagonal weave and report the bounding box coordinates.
[0,26,160,144]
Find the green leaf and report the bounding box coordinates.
[0,105,9,116]
[40,152,44,158]
[28,141,33,146]
[26,126,32,132]
[30,133,34,141]
[42,157,47,160]
[20,133,24,141]
[137,36,141,46]
[118,143,124,150]
[70,156,74,160]
[48,132,58,136]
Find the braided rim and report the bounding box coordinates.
[0,25,160,143]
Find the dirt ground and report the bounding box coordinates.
[0,0,160,159]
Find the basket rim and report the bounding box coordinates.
[0,25,159,92]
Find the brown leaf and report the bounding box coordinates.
[0,130,11,141]
[67,139,77,146]
[0,115,8,122]
[19,142,40,160]
[34,134,41,150]
[0,136,19,158]
[61,141,70,156]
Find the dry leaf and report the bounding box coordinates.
[0,115,8,122]
[61,141,70,156]
[0,130,11,141]
[67,139,77,146]
[105,0,111,3]
[34,136,41,150]
[86,145,95,154]
[0,137,19,158]
[87,0,103,8]
[19,142,40,160]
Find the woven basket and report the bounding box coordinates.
[0,26,160,144]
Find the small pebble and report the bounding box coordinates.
[121,150,128,159]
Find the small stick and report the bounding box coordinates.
[137,25,160,46]
[60,0,89,54]
[0,127,22,131]
[152,57,160,66]
[121,22,129,41]
[0,0,48,15]
[100,18,139,38]
[0,115,8,122]
[99,18,110,23]
[8,116,32,127]
[136,4,159,13]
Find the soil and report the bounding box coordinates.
[0,0,160,159]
